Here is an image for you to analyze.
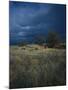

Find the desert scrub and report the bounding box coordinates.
[10,46,66,88]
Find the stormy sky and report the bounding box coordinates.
[9,1,66,44]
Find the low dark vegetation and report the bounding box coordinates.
[17,31,66,49]
[59,43,66,49]
[21,47,26,50]
[34,47,39,50]
[18,41,28,46]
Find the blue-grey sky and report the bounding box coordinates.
[9,1,66,44]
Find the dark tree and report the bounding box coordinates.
[46,32,60,48]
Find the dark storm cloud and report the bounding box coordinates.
[9,1,66,44]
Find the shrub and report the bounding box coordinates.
[46,31,60,48]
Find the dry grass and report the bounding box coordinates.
[10,44,66,89]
